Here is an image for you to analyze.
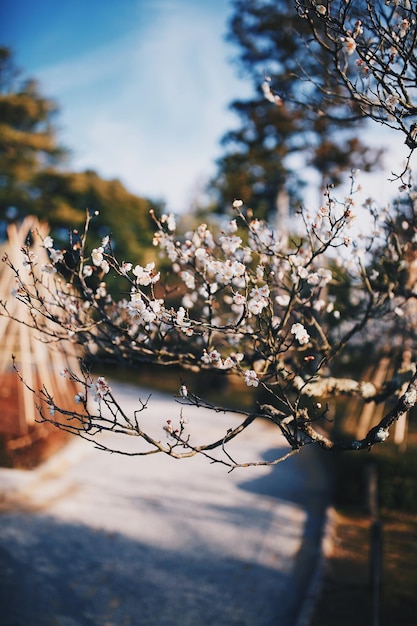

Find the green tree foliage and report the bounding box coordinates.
[32,169,158,264]
[0,47,65,218]
[210,0,382,220]
[0,47,158,266]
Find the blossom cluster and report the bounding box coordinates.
[3,2,417,462]
[12,175,394,402]
[298,1,417,136]
[4,161,417,462]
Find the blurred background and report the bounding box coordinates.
[0,3,416,623]
[0,0,251,215]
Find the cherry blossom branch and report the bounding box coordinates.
[2,155,417,466]
[293,1,417,144]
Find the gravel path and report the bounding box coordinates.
[0,382,330,626]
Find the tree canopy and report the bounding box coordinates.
[209,0,382,220]
[296,0,417,140]
[0,47,158,266]
[31,169,158,264]
[0,47,65,219]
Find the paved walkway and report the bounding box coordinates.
[0,382,330,626]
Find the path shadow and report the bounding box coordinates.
[0,511,298,626]
[237,443,332,625]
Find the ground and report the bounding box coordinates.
[311,508,417,626]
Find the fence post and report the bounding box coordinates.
[367,463,382,626]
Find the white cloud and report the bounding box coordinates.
[34,1,251,212]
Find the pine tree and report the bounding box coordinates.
[0,47,65,220]
[210,0,381,220]
[0,48,158,265]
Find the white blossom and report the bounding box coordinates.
[375,427,389,442]
[182,293,196,309]
[246,285,270,315]
[233,292,246,307]
[404,389,417,407]
[92,247,104,266]
[49,249,64,264]
[244,370,259,387]
[261,79,282,105]
[219,235,242,255]
[95,283,107,299]
[343,37,357,56]
[291,323,310,345]
[228,219,238,233]
[175,306,192,332]
[94,376,111,401]
[181,271,195,290]
[161,213,176,231]
[256,265,264,281]
[201,349,222,365]
[386,94,399,111]
[313,299,326,312]
[297,266,309,280]
[101,260,110,275]
[132,262,160,286]
[276,294,290,307]
[307,268,332,286]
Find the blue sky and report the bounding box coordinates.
[1,0,252,212]
[0,0,411,214]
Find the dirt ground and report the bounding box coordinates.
[311,509,417,626]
